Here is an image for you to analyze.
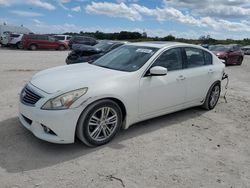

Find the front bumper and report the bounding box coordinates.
[18,85,83,144]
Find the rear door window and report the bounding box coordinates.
[37,35,47,40]
[184,48,206,68]
[203,51,213,65]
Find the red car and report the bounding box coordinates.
[209,44,244,65]
[22,34,68,50]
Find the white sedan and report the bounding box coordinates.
[19,42,225,146]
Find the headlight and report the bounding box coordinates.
[42,88,88,110]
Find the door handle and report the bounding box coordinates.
[176,75,186,81]
[208,69,214,74]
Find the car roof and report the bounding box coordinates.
[126,41,200,49]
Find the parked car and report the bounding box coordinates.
[66,40,127,64]
[54,34,72,45]
[0,31,11,46]
[8,33,24,49]
[0,24,31,46]
[18,42,225,146]
[209,44,244,65]
[201,44,209,49]
[21,34,68,50]
[241,45,250,55]
[68,36,97,49]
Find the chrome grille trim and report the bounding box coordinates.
[21,85,43,106]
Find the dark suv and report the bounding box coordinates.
[68,36,97,49]
[209,44,244,65]
[66,40,126,64]
[22,34,68,50]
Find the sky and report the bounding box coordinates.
[1,0,250,39]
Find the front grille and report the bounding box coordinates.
[21,85,42,105]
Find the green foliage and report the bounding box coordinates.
[63,31,250,46]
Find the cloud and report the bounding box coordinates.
[71,6,81,12]
[0,0,56,10]
[68,13,73,17]
[85,1,250,33]
[86,2,142,21]
[58,0,71,3]
[27,0,55,10]
[30,21,82,34]
[33,18,43,24]
[10,10,43,17]
[0,0,11,6]
[164,0,250,18]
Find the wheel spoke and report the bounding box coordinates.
[106,115,117,124]
[89,115,100,126]
[101,107,110,120]
[91,126,102,139]
[91,115,101,122]
[102,127,107,138]
[104,125,112,135]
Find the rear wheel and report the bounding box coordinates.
[76,99,123,147]
[58,45,65,50]
[202,83,221,110]
[29,44,37,51]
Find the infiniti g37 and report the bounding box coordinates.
[19,42,225,147]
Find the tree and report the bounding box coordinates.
[162,35,176,41]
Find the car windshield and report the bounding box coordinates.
[93,45,158,72]
[209,45,229,51]
[94,42,115,51]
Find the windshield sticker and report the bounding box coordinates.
[136,48,153,54]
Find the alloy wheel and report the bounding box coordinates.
[87,107,118,142]
[209,85,220,108]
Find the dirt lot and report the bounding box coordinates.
[0,49,249,188]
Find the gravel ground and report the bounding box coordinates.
[0,48,249,188]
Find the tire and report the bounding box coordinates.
[16,42,22,49]
[224,58,228,66]
[76,99,123,147]
[202,83,221,110]
[237,57,243,65]
[58,45,65,51]
[29,44,37,51]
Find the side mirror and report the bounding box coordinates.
[149,66,167,76]
[220,59,226,64]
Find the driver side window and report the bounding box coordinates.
[153,48,183,71]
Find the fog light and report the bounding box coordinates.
[42,124,50,133]
[41,124,57,135]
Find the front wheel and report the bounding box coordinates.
[76,99,123,147]
[202,83,221,110]
[237,56,243,65]
[16,42,23,49]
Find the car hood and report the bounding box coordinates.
[30,63,127,94]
